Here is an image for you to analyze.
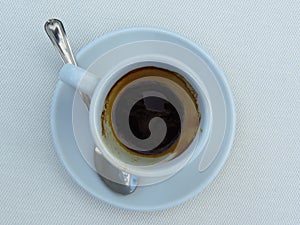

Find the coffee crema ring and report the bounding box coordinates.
[101,67,200,160]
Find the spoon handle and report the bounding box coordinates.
[44,19,77,65]
[44,19,90,108]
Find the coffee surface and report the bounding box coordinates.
[101,66,200,158]
[129,96,181,155]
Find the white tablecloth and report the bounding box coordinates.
[1,1,299,224]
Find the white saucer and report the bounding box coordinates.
[50,27,235,211]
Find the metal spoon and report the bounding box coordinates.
[44,18,137,194]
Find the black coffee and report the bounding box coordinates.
[101,67,200,158]
[129,96,181,155]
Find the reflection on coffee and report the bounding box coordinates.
[101,67,200,158]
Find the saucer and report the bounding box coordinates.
[50,27,235,211]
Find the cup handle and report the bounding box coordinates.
[59,64,99,97]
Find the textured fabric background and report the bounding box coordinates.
[1,0,300,224]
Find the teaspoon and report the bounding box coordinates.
[44,18,137,195]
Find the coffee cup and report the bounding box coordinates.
[59,42,212,179]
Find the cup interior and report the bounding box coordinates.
[89,58,212,177]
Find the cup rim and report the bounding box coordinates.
[88,54,212,178]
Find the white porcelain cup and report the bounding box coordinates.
[59,51,212,179]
